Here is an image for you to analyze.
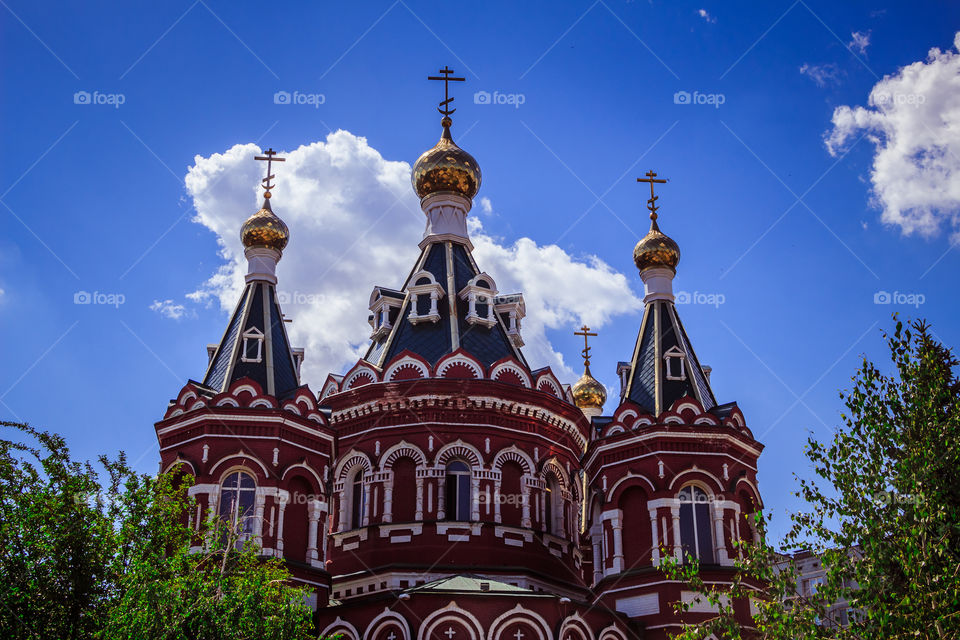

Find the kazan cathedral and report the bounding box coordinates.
[154,72,765,640]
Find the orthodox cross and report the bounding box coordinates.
[574,325,598,367]
[428,66,465,116]
[255,148,285,197]
[637,170,667,220]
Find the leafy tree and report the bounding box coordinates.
[660,318,960,639]
[0,421,315,640]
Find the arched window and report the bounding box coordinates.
[544,473,563,535]
[500,461,523,527]
[349,470,365,529]
[678,485,714,563]
[219,471,256,545]
[445,461,471,521]
[391,457,417,522]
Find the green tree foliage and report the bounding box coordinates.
[660,319,960,639]
[0,422,315,640]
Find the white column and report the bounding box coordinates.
[437,475,445,520]
[610,512,624,573]
[671,506,682,561]
[383,474,393,523]
[520,479,531,528]
[253,493,266,546]
[337,489,347,531]
[415,477,424,521]
[276,499,287,553]
[471,476,480,521]
[591,524,603,585]
[307,500,322,562]
[713,505,729,564]
[362,479,372,527]
[649,508,660,566]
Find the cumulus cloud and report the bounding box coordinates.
[184,131,640,387]
[478,196,493,215]
[826,32,960,241]
[697,9,716,23]
[799,62,843,87]
[150,299,191,320]
[849,30,871,56]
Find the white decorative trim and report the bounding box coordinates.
[416,601,485,640]
[363,608,411,640]
[489,361,532,388]
[322,617,360,640]
[384,356,430,382]
[209,452,269,477]
[488,604,551,640]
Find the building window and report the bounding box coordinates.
[664,345,686,381]
[445,461,471,521]
[219,471,256,545]
[349,471,365,529]
[241,327,264,363]
[678,485,713,563]
[544,474,561,535]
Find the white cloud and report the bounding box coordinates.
[697,9,716,23]
[799,62,842,87]
[478,196,493,215]
[150,299,191,320]
[184,131,641,387]
[826,32,960,241]
[849,30,871,56]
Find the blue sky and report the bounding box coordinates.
[2,1,958,542]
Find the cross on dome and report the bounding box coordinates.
[574,325,597,367]
[428,65,465,117]
[637,170,667,220]
[254,147,285,198]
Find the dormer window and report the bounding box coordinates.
[368,287,404,340]
[458,273,498,329]
[406,270,445,325]
[664,345,686,381]
[241,327,264,363]
[494,293,525,347]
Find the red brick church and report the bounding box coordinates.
[154,71,765,639]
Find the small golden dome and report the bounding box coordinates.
[633,218,680,272]
[241,197,289,252]
[412,117,481,200]
[572,365,607,410]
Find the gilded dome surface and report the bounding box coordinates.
[633,219,680,272]
[241,197,289,252]
[572,366,607,410]
[412,117,481,200]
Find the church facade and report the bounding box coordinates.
[153,75,765,640]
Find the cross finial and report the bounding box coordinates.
[637,170,668,221]
[573,325,598,367]
[428,66,466,118]
[254,148,286,198]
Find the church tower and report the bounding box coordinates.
[155,151,334,608]
[581,173,764,637]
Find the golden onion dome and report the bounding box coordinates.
[571,365,607,410]
[633,217,680,272]
[412,117,481,200]
[240,196,289,253]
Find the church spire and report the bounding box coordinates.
[571,325,607,419]
[202,148,301,399]
[621,172,716,415]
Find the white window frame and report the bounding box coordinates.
[241,327,264,363]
